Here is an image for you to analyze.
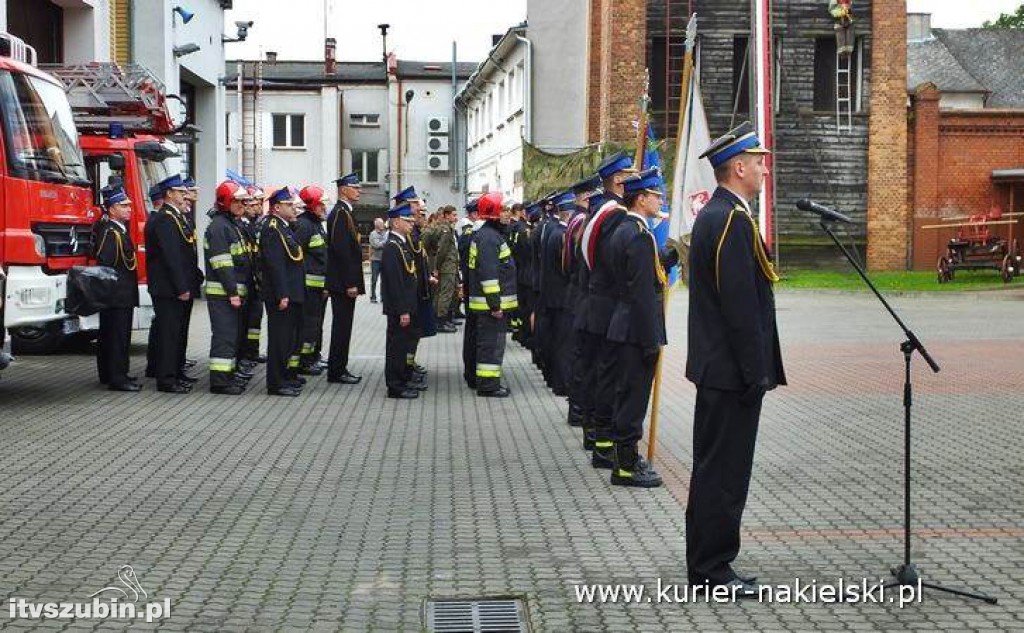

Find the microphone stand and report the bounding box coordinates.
[817,219,997,604]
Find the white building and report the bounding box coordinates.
[526,0,589,153]
[1,0,112,63]
[130,0,230,222]
[456,25,529,202]
[387,59,475,211]
[2,0,231,223]
[225,50,475,224]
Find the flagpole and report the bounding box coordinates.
[648,15,698,465]
[753,0,775,247]
[635,69,651,169]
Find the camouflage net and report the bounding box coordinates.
[522,138,677,203]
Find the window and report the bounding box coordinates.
[498,81,505,119]
[813,36,862,112]
[349,113,380,127]
[272,113,305,148]
[351,150,380,184]
[507,69,515,110]
[732,36,750,114]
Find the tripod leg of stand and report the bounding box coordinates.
[814,223,999,606]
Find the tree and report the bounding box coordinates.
[983,4,1024,28]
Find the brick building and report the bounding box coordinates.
[907,16,1024,270]
[581,0,910,269]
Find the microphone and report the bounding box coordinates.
[797,199,855,224]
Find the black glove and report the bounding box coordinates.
[739,380,769,407]
[642,346,661,363]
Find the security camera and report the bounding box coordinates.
[235,20,253,41]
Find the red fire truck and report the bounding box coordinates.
[0,34,97,361]
[37,62,188,352]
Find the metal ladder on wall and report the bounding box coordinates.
[836,49,853,133]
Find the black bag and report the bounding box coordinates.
[66,266,121,316]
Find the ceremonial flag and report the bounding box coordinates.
[669,15,716,240]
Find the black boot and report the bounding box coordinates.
[582,421,596,451]
[591,438,614,469]
[610,444,663,488]
[567,403,584,427]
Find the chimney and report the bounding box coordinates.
[325,37,337,75]
[266,50,278,63]
[907,13,932,42]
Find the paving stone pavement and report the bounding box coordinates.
[1,285,1022,632]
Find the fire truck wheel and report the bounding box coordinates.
[9,321,65,355]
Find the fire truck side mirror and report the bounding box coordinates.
[108,154,126,171]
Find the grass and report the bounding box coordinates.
[776,269,1018,293]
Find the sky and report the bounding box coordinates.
[224,0,528,64]
[223,1,1022,64]
[906,0,1022,27]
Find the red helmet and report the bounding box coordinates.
[299,185,326,208]
[477,191,504,220]
[215,180,246,210]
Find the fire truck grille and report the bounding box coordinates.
[32,223,95,257]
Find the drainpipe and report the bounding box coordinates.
[515,32,532,144]
[396,75,403,191]
[236,61,243,173]
[451,41,458,193]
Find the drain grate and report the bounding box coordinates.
[425,598,529,633]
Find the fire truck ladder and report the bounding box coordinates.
[835,49,853,134]
[38,63,185,136]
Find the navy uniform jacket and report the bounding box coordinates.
[606,213,665,351]
[562,208,588,312]
[293,211,328,291]
[540,220,568,310]
[457,223,475,289]
[381,233,418,317]
[686,187,785,391]
[325,199,365,295]
[93,218,140,308]
[530,216,551,295]
[584,198,627,336]
[259,215,305,305]
[145,202,203,299]
[509,219,533,290]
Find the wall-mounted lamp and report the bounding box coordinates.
[173,43,201,57]
[173,6,195,25]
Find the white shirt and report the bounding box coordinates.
[721,185,754,217]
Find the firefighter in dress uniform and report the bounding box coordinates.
[381,202,422,399]
[144,174,203,394]
[579,152,636,465]
[685,121,784,595]
[393,186,434,383]
[94,185,141,392]
[260,186,307,397]
[605,167,678,487]
[539,191,575,396]
[465,192,517,398]
[325,173,365,384]
[564,176,602,427]
[295,185,330,375]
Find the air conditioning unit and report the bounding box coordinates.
[428,154,449,172]
[427,135,449,153]
[427,116,449,135]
